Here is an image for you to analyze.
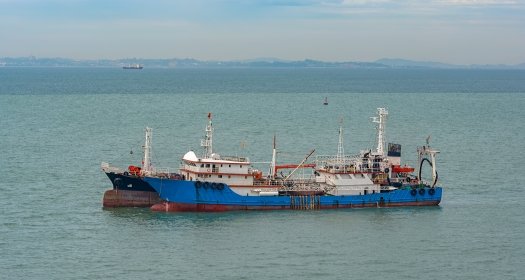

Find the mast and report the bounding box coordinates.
[372,108,388,156]
[336,118,345,164]
[269,135,277,179]
[141,127,153,176]
[201,113,213,159]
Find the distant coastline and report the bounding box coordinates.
[1,56,524,69]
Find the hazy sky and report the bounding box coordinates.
[1,0,524,64]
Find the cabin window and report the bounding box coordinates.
[245,176,247,179]
[221,164,223,167]
[218,175,222,178]
[200,164,204,167]
[229,164,231,167]
[240,165,243,168]
[228,175,231,178]
[206,164,210,168]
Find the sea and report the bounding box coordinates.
[1,67,524,279]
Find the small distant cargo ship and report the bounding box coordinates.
[122,64,143,69]
[144,109,442,212]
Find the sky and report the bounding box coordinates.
[0,0,524,64]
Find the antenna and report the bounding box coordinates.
[200,113,213,158]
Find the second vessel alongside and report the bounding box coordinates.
[101,127,180,207]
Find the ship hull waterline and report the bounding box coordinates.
[145,177,442,212]
[103,189,161,208]
[103,172,160,208]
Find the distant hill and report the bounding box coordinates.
[1,56,524,69]
[375,58,525,69]
[375,58,461,69]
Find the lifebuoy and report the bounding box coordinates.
[211,183,217,189]
[406,177,411,183]
[419,188,425,195]
[123,171,129,176]
[410,189,417,196]
[429,188,435,195]
[384,168,389,173]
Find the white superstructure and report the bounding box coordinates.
[314,108,393,195]
[180,114,262,196]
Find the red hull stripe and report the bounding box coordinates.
[150,200,440,212]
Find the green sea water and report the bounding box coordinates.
[1,68,524,279]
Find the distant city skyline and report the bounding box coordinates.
[1,0,524,65]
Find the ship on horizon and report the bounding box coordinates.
[122,63,143,69]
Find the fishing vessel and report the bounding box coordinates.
[144,109,442,212]
[101,127,180,207]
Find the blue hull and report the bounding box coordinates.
[144,178,442,212]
